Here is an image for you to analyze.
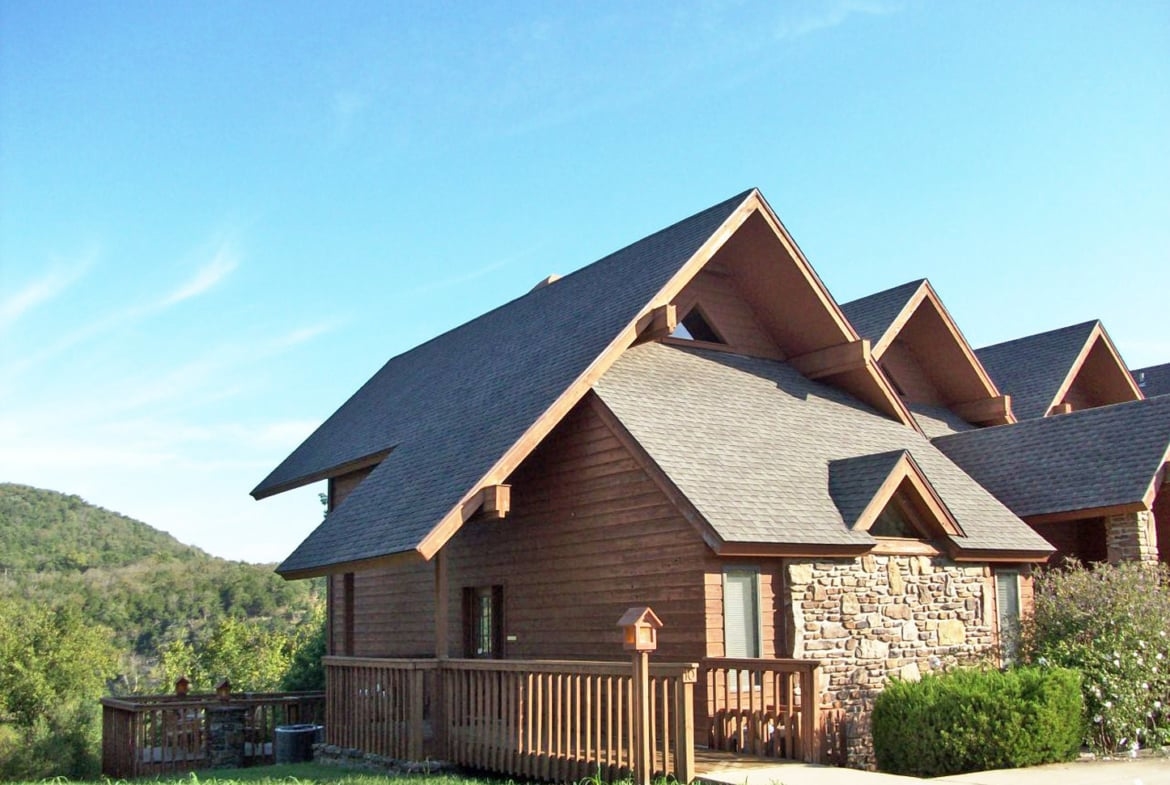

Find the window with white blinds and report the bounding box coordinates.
[996,570,1021,663]
[723,568,761,658]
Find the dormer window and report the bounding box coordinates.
[869,497,924,539]
[671,307,724,344]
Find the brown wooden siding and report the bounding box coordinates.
[672,269,783,359]
[702,562,784,658]
[442,397,717,661]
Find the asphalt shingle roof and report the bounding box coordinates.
[594,342,1051,554]
[263,190,754,575]
[827,450,909,529]
[1133,363,1170,398]
[839,280,924,344]
[933,396,1170,518]
[975,321,1099,421]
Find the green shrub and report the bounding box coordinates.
[1019,561,1170,754]
[872,666,1083,776]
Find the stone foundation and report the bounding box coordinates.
[1106,510,1159,564]
[787,555,1002,768]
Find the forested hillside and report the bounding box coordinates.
[0,483,326,779]
[0,482,322,672]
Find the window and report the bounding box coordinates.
[671,307,724,344]
[463,585,503,658]
[869,499,919,538]
[995,570,1021,663]
[723,568,761,658]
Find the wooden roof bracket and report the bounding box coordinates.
[952,394,1013,425]
[789,339,871,380]
[634,303,678,344]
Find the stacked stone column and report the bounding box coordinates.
[1106,510,1159,564]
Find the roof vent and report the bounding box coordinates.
[531,274,561,292]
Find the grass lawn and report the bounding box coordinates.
[5,762,529,785]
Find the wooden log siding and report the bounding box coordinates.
[100,692,325,779]
[701,658,833,764]
[326,656,697,783]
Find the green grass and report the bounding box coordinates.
[1,763,545,785]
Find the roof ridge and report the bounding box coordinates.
[976,318,1100,354]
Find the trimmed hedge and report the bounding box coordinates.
[872,666,1083,777]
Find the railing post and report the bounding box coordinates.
[433,662,448,760]
[410,665,426,761]
[799,664,821,764]
[672,667,696,784]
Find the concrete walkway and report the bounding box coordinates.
[696,757,1170,785]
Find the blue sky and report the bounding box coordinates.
[2,1,1167,563]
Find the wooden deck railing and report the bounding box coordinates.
[325,656,698,783]
[101,691,325,779]
[323,656,437,761]
[700,657,839,764]
[442,659,697,783]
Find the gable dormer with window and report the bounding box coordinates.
[829,449,964,557]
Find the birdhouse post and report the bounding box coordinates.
[617,606,663,785]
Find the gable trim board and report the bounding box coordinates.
[263,189,926,579]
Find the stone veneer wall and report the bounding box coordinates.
[1106,510,1159,564]
[786,554,1007,769]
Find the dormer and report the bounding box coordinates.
[977,321,1143,420]
[841,280,1012,434]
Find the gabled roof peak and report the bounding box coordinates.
[977,319,1101,354]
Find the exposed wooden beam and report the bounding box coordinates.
[634,303,677,343]
[788,339,871,380]
[1048,402,1073,416]
[434,549,449,658]
[482,484,511,519]
[952,395,1013,425]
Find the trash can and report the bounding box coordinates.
[275,724,322,763]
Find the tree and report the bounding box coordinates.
[0,597,119,779]
[160,615,297,693]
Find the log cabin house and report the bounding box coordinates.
[254,188,1163,775]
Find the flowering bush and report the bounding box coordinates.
[1019,561,1170,755]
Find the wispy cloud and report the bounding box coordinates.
[159,243,239,307]
[0,254,94,331]
[775,0,902,40]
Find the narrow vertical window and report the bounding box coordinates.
[723,568,761,659]
[996,570,1021,663]
[463,585,503,658]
